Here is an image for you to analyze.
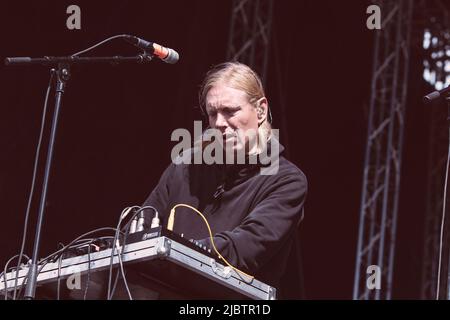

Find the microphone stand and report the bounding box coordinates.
[424,86,450,299]
[423,85,450,137]
[445,95,450,301]
[5,52,153,300]
[4,54,153,66]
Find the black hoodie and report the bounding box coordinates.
[143,139,308,298]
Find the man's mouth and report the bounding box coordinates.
[223,132,236,140]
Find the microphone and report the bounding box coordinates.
[125,35,179,64]
[423,85,450,104]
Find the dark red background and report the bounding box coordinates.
[0,0,444,299]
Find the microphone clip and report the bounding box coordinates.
[137,51,153,64]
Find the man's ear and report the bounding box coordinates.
[256,97,268,125]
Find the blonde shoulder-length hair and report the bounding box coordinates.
[198,61,272,155]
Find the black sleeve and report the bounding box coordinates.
[141,163,176,225]
[199,172,307,274]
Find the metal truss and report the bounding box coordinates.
[353,0,414,300]
[226,0,274,85]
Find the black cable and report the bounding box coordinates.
[41,227,120,263]
[10,207,159,300]
[16,228,119,299]
[3,259,16,300]
[54,236,114,300]
[56,251,63,300]
[55,242,65,300]
[16,256,50,299]
[108,227,130,299]
[112,208,147,300]
[109,263,122,299]
[48,231,119,300]
[107,209,126,299]
[56,241,85,300]
[70,34,129,57]
[116,237,132,300]
[109,225,133,298]
[108,217,134,299]
[117,206,157,300]
[107,206,139,300]
[11,227,126,299]
[2,254,30,300]
[83,239,93,300]
[108,206,158,300]
[12,69,56,300]
[17,237,113,300]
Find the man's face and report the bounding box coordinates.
[205,83,259,153]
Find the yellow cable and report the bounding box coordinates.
[168,203,254,283]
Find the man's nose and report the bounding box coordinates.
[213,113,228,130]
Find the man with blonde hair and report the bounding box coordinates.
[143,61,307,298]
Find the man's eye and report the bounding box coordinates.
[224,108,239,115]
